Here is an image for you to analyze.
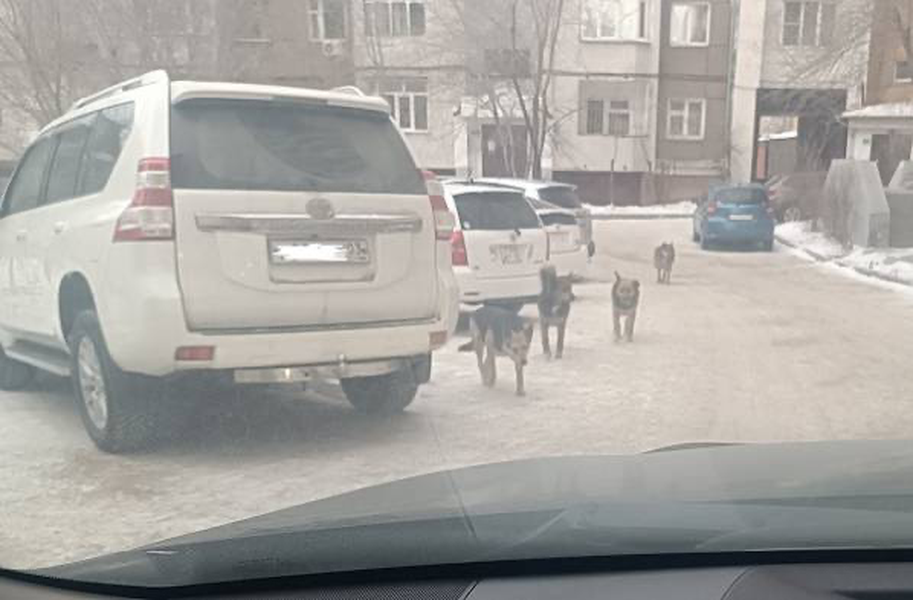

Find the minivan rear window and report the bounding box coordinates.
[170,99,425,195]
[453,191,541,230]
[538,186,581,209]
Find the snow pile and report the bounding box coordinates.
[586,201,696,218]
[775,221,847,260]
[838,248,913,285]
[777,221,913,286]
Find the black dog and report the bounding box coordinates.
[537,266,574,359]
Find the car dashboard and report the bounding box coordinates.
[5,561,913,600]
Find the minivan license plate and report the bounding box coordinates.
[269,240,370,265]
[497,245,524,265]
[729,214,755,221]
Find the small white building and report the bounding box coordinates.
[844,102,913,183]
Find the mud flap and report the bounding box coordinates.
[411,354,432,384]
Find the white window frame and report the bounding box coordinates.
[607,100,632,136]
[378,79,429,132]
[365,0,425,37]
[669,1,711,47]
[309,0,347,41]
[666,98,706,140]
[581,0,649,42]
[781,1,834,47]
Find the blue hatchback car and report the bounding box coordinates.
[693,184,776,251]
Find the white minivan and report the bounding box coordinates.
[442,181,548,310]
[0,71,459,452]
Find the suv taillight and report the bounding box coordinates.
[113,157,174,242]
[451,230,469,266]
[422,170,454,241]
[706,201,718,215]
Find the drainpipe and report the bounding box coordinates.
[724,0,739,182]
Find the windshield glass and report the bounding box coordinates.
[0,0,910,590]
[538,186,582,209]
[453,191,541,230]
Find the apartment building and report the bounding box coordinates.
[729,0,870,184]
[0,0,351,154]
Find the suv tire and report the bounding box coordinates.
[341,368,418,416]
[69,311,183,453]
[0,348,35,391]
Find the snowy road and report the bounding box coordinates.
[4,219,913,569]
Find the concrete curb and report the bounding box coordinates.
[591,213,694,221]
[775,233,913,288]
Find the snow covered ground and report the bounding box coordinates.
[777,221,913,286]
[4,220,913,570]
[586,201,696,218]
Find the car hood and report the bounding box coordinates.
[42,440,913,588]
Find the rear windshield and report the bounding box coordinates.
[714,188,768,204]
[171,99,425,194]
[453,191,541,231]
[538,186,581,209]
[540,212,577,227]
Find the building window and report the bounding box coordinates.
[581,0,647,41]
[607,100,631,136]
[669,2,710,46]
[379,78,429,131]
[484,49,531,78]
[896,60,913,83]
[782,1,835,47]
[365,0,425,37]
[667,98,705,140]
[585,100,605,134]
[309,0,347,40]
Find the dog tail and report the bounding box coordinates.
[457,340,475,352]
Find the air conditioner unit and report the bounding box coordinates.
[322,40,344,57]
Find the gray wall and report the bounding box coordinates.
[656,0,732,164]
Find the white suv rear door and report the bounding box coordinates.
[169,89,438,331]
[450,189,547,280]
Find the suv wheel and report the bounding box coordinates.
[341,368,418,416]
[0,348,35,391]
[69,311,182,453]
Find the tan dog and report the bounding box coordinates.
[654,242,675,284]
[612,272,640,342]
[458,306,534,396]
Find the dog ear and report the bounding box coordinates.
[615,271,621,282]
[633,280,641,291]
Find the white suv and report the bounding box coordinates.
[0,71,458,452]
[442,182,548,309]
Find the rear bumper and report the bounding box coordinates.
[703,217,774,242]
[100,245,457,377]
[549,248,588,278]
[454,268,542,305]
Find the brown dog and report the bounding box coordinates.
[537,266,573,359]
[612,271,640,342]
[654,242,675,284]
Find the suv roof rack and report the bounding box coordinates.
[331,85,366,96]
[71,70,170,111]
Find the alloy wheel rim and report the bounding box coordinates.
[78,337,108,430]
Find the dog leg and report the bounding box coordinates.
[484,334,497,387]
[555,321,566,359]
[540,321,551,358]
[625,312,636,342]
[656,269,661,283]
[613,310,622,342]
[514,360,526,397]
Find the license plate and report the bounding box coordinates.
[729,214,755,221]
[269,239,370,265]
[235,367,311,384]
[496,245,525,265]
